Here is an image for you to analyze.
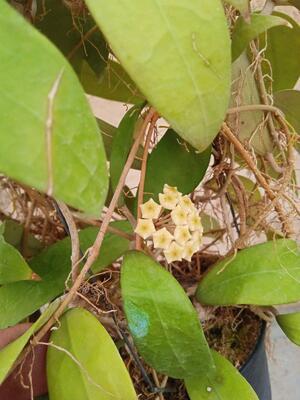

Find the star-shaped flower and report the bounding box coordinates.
[183,240,198,261]
[164,241,184,263]
[153,228,173,249]
[192,230,203,250]
[171,205,188,225]
[174,225,191,245]
[187,212,202,231]
[134,219,156,240]
[140,198,162,219]
[179,195,194,213]
[159,192,178,210]
[163,184,182,198]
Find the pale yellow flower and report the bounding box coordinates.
[183,240,198,261]
[164,241,184,263]
[159,192,178,210]
[134,219,156,240]
[171,205,188,225]
[192,230,203,250]
[163,184,182,198]
[174,225,191,245]
[153,228,173,249]
[140,198,162,219]
[187,212,202,231]
[179,195,194,213]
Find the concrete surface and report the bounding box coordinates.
[269,322,300,400]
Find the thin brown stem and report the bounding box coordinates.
[57,200,80,283]
[227,104,283,116]
[221,122,292,237]
[136,114,159,250]
[67,26,98,60]
[30,108,156,346]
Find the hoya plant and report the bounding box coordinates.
[0,0,299,399]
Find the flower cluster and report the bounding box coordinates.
[135,184,203,263]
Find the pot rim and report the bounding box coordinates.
[240,319,266,372]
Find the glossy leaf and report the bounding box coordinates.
[0,301,59,383]
[81,60,143,104]
[121,251,215,378]
[276,312,300,346]
[261,15,300,91]
[85,0,231,151]
[47,308,137,400]
[185,350,258,400]
[0,222,131,328]
[232,14,286,61]
[0,236,32,285]
[228,53,272,155]
[110,105,143,194]
[144,130,211,201]
[0,2,108,217]
[35,0,109,76]
[197,239,300,306]
[274,90,300,134]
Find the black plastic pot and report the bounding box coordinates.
[240,322,272,400]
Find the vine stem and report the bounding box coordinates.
[56,200,80,283]
[221,122,292,238]
[227,104,283,115]
[136,114,159,250]
[30,107,157,346]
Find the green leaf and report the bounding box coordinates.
[276,312,300,346]
[80,222,133,274]
[97,118,117,159]
[228,53,272,155]
[185,350,258,400]
[144,130,211,201]
[81,60,143,104]
[30,221,132,278]
[47,308,137,400]
[85,0,231,151]
[274,90,300,134]
[2,220,43,257]
[224,0,250,20]
[0,236,32,285]
[121,251,215,378]
[201,213,221,237]
[0,281,62,329]
[261,14,300,91]
[0,1,108,217]
[110,105,143,194]
[0,301,59,384]
[196,239,300,306]
[232,14,286,62]
[35,0,109,76]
